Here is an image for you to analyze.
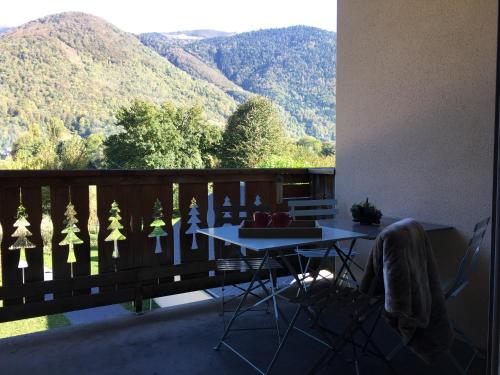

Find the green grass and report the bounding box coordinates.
[0,313,70,339]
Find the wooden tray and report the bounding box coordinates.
[238,220,322,238]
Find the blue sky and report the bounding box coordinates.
[0,0,337,33]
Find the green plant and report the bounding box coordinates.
[350,198,382,224]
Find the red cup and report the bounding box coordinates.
[271,212,292,227]
[253,211,271,228]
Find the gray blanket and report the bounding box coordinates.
[360,218,453,363]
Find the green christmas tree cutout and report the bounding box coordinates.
[59,202,83,264]
[148,198,168,254]
[105,201,126,258]
[9,204,35,269]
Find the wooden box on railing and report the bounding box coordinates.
[238,220,322,238]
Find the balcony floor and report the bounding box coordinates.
[0,297,485,375]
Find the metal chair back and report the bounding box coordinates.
[446,217,490,299]
[287,199,338,220]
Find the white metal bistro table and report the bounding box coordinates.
[197,225,367,375]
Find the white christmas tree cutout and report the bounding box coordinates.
[185,198,201,250]
[222,196,232,246]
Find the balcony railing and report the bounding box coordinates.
[0,168,334,323]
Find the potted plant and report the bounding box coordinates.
[351,198,382,225]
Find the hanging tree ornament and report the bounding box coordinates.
[9,203,36,269]
[59,202,84,265]
[105,201,126,258]
[148,198,167,254]
[185,198,201,250]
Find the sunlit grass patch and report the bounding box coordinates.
[0,314,70,339]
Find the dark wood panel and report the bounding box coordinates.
[213,181,241,260]
[96,185,123,293]
[0,269,137,299]
[283,184,311,199]
[311,173,335,199]
[50,186,72,299]
[245,181,278,215]
[134,184,173,269]
[20,186,44,303]
[213,181,241,226]
[0,187,25,306]
[0,169,314,187]
[51,185,91,298]
[179,183,208,279]
[71,186,91,295]
[0,261,217,300]
[244,181,278,258]
[0,168,326,323]
[0,168,312,179]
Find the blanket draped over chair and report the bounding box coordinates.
[360,218,453,363]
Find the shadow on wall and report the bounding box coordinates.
[344,227,489,349]
[428,229,490,348]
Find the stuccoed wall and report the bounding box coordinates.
[336,0,496,346]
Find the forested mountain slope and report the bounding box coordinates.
[184,26,336,139]
[0,12,238,155]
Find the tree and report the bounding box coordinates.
[58,135,89,169]
[220,96,286,168]
[85,133,106,168]
[9,204,36,269]
[11,124,59,169]
[148,199,168,254]
[321,141,335,157]
[185,198,201,250]
[296,136,323,154]
[9,119,103,170]
[59,202,84,264]
[104,100,222,169]
[165,103,222,168]
[105,100,181,169]
[105,201,126,258]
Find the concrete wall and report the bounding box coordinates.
[336,0,497,346]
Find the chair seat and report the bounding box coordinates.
[295,248,358,258]
[216,258,282,271]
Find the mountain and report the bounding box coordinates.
[0,13,238,155]
[139,33,251,102]
[141,26,336,140]
[0,26,10,33]
[185,26,336,139]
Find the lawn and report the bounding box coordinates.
[0,313,70,339]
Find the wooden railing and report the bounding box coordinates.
[0,168,334,322]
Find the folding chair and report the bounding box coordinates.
[288,199,362,286]
[383,217,490,374]
[213,198,282,328]
[215,257,282,329]
[305,259,391,375]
